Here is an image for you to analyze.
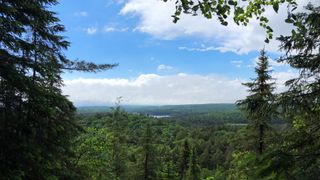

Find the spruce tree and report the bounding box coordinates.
[186,147,200,180]
[237,49,275,154]
[267,4,320,178]
[179,139,191,180]
[110,102,128,179]
[142,123,156,180]
[0,0,115,178]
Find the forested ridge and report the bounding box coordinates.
[78,104,236,115]
[1,0,319,179]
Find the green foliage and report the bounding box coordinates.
[73,108,246,179]
[141,123,157,180]
[259,4,320,178]
[179,139,191,179]
[164,0,298,42]
[3,1,319,179]
[227,151,259,180]
[73,127,114,179]
[237,49,276,154]
[186,147,200,180]
[0,0,115,178]
[230,4,320,179]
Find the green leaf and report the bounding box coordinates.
[221,21,228,26]
[272,3,279,13]
[285,18,294,23]
[228,0,235,5]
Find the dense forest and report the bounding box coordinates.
[73,105,250,179]
[0,0,319,179]
[73,103,289,179]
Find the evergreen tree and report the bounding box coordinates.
[179,139,191,180]
[261,4,320,178]
[110,101,129,179]
[0,0,115,178]
[142,123,156,180]
[237,49,275,154]
[186,147,200,180]
[160,161,179,180]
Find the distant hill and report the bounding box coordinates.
[77,103,237,116]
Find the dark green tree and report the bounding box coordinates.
[237,49,275,154]
[110,101,129,179]
[160,161,179,180]
[0,0,115,178]
[179,139,191,180]
[142,123,157,180]
[259,4,320,178]
[186,147,200,180]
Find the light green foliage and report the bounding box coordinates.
[159,161,179,180]
[204,166,225,180]
[73,128,114,179]
[292,116,306,132]
[227,151,258,180]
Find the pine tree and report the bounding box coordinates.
[0,0,115,178]
[266,4,320,178]
[161,161,179,180]
[110,101,129,179]
[237,49,275,154]
[142,123,156,180]
[179,139,191,180]
[186,147,200,180]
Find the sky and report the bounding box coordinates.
[54,0,312,106]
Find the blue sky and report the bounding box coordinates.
[55,0,304,105]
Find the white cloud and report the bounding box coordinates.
[178,44,217,52]
[86,26,97,35]
[269,58,287,67]
[105,27,116,32]
[120,0,313,54]
[272,70,298,92]
[63,71,299,105]
[62,73,247,105]
[157,64,173,71]
[104,26,129,33]
[85,26,130,34]
[74,11,88,17]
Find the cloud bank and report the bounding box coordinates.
[62,72,297,106]
[63,74,246,105]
